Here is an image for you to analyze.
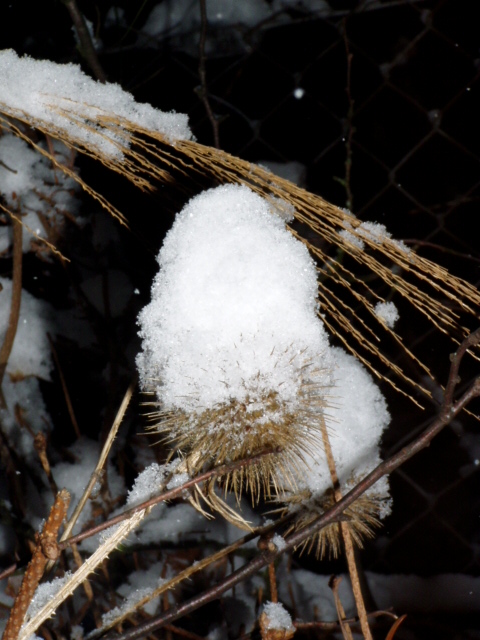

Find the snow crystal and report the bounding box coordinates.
[262,601,294,631]
[101,562,166,627]
[357,221,410,254]
[339,227,365,250]
[299,347,391,512]
[137,184,332,414]
[24,572,72,623]
[0,50,191,159]
[126,459,183,507]
[374,301,399,329]
[272,532,287,551]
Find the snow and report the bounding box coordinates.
[299,347,391,514]
[24,573,72,624]
[259,160,306,188]
[262,601,294,631]
[140,0,273,53]
[139,0,332,54]
[137,184,332,415]
[126,459,184,507]
[339,222,365,250]
[374,301,399,328]
[357,221,410,254]
[100,562,166,627]
[47,438,125,553]
[0,134,80,254]
[272,532,287,551]
[0,50,191,159]
[277,567,480,624]
[137,183,390,514]
[0,277,53,379]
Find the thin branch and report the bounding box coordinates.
[59,446,280,550]
[329,576,354,640]
[0,215,23,409]
[197,0,220,148]
[341,18,354,212]
[294,608,397,630]
[2,490,70,640]
[101,328,480,640]
[61,0,107,82]
[86,516,294,638]
[18,508,146,640]
[58,378,136,546]
[0,564,17,582]
[47,333,81,439]
[320,415,372,639]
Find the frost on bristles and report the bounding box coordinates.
[137,184,335,502]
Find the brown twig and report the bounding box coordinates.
[61,0,107,82]
[385,614,407,639]
[47,334,81,439]
[341,18,354,212]
[58,447,280,550]
[319,415,372,639]
[268,563,278,604]
[294,608,397,630]
[0,564,17,582]
[33,432,58,496]
[0,215,23,409]
[2,490,70,640]
[329,576,354,640]
[101,328,480,640]
[197,0,220,148]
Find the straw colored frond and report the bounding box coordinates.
[0,201,69,262]
[2,100,479,399]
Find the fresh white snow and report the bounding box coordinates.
[0,50,191,159]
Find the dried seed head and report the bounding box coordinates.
[280,487,383,559]
[137,185,335,508]
[145,348,331,502]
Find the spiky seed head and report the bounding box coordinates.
[280,485,383,559]
[145,347,331,504]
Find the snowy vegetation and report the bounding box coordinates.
[1,4,480,640]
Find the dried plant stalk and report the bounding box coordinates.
[319,416,373,640]
[2,489,70,640]
[18,508,147,640]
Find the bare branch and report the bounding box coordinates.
[58,446,280,550]
[0,215,22,408]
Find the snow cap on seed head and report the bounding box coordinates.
[137,184,334,415]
